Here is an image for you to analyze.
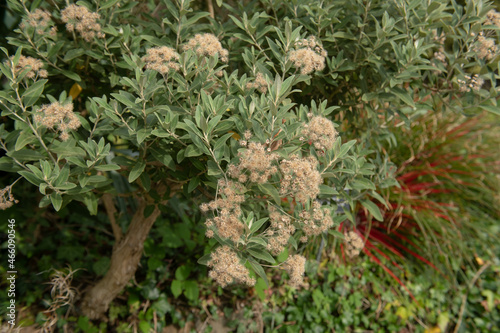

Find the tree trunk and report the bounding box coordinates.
[80,196,161,320]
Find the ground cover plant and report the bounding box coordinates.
[0,0,499,331]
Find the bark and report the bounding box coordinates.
[80,197,160,319]
[79,180,181,320]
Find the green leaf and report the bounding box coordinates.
[14,131,37,151]
[175,265,192,281]
[23,79,47,107]
[184,144,203,157]
[248,237,268,247]
[128,159,146,183]
[328,229,345,239]
[18,170,42,186]
[138,321,151,333]
[350,178,376,191]
[248,259,269,286]
[247,248,275,264]
[319,184,338,196]
[150,148,175,170]
[63,48,85,62]
[187,177,200,193]
[171,280,183,298]
[360,199,383,221]
[337,140,356,159]
[197,253,211,265]
[250,217,268,233]
[183,280,199,302]
[391,87,415,108]
[50,192,63,211]
[213,132,234,150]
[479,104,500,116]
[207,160,221,176]
[60,70,81,82]
[257,183,281,205]
[276,248,289,263]
[83,192,98,215]
[95,164,121,171]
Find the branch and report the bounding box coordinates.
[102,193,122,243]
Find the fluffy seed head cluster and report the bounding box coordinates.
[21,8,54,35]
[207,245,256,287]
[430,30,447,69]
[142,46,180,74]
[473,32,498,61]
[433,51,446,64]
[289,36,327,74]
[298,201,333,241]
[432,30,446,45]
[200,180,245,242]
[301,116,338,151]
[282,254,306,288]
[246,73,268,93]
[279,155,321,203]
[485,9,500,28]
[458,74,484,93]
[61,4,104,42]
[228,141,279,184]
[34,102,81,141]
[345,231,364,257]
[267,207,296,255]
[8,55,48,79]
[183,33,229,62]
[0,186,18,210]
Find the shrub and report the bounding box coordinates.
[0,0,498,324]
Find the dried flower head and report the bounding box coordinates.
[25,8,52,29]
[203,180,245,242]
[228,142,279,184]
[208,246,256,287]
[279,155,321,203]
[267,207,296,255]
[485,9,500,28]
[183,33,229,62]
[473,32,498,61]
[61,4,105,42]
[246,73,268,93]
[458,74,484,93]
[0,186,18,210]
[34,102,81,141]
[282,254,306,287]
[7,55,48,79]
[302,116,338,151]
[432,29,446,45]
[345,231,364,257]
[298,201,333,240]
[142,46,180,74]
[289,36,327,74]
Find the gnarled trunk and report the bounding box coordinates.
[80,196,161,319]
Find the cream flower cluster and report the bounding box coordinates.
[34,102,81,141]
[61,4,104,42]
[289,36,327,74]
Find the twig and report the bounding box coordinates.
[207,0,214,18]
[102,193,123,243]
[453,262,491,333]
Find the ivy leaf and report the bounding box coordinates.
[183,281,199,302]
[171,280,183,298]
